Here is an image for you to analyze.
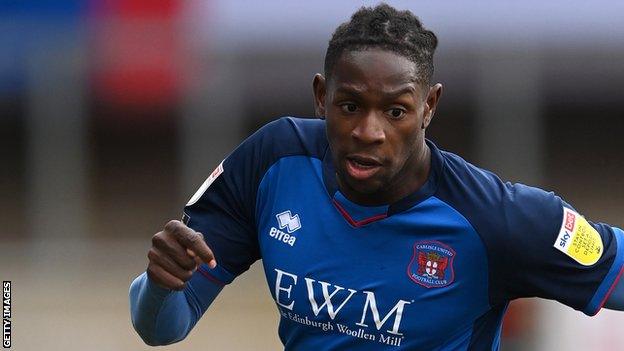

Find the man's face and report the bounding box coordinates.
[313,49,442,205]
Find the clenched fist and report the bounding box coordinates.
[147,220,217,291]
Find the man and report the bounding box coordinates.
[130,4,624,350]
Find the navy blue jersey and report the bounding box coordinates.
[183,117,624,350]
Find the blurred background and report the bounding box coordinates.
[1,0,623,350]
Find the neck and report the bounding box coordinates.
[384,140,431,203]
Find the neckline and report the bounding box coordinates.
[322,139,444,224]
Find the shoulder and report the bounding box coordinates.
[241,116,327,161]
[437,150,507,204]
[434,147,564,243]
[213,116,327,207]
[435,149,508,220]
[437,148,562,219]
[219,117,327,186]
[434,146,567,304]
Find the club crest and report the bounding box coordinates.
[407,241,455,288]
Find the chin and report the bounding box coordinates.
[345,177,383,196]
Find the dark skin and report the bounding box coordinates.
[314,48,443,206]
[147,220,217,291]
[147,48,442,290]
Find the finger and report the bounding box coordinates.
[165,220,217,268]
[147,262,186,291]
[187,233,217,268]
[147,248,194,282]
[186,249,202,269]
[152,232,197,271]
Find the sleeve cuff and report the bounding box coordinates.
[145,273,174,299]
[583,227,624,316]
[196,263,236,286]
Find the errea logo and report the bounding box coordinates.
[276,210,301,233]
[269,210,301,247]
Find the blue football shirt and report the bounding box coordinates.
[183,117,624,350]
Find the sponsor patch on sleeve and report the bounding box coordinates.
[553,207,603,266]
[186,160,224,206]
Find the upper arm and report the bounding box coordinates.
[182,117,317,280]
[495,184,624,315]
[433,154,624,315]
[182,134,264,281]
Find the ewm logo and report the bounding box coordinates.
[268,210,302,247]
[273,268,411,338]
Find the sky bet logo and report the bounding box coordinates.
[269,210,302,247]
[559,231,571,248]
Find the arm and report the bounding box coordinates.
[499,185,624,315]
[129,270,223,346]
[129,220,230,346]
[129,119,296,345]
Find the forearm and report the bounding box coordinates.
[129,271,223,346]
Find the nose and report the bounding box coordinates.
[351,112,386,144]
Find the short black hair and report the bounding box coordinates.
[324,3,438,85]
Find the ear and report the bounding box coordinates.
[422,83,443,129]
[312,74,327,119]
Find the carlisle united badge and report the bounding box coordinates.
[408,241,455,288]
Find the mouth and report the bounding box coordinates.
[345,155,383,181]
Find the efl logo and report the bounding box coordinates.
[3,281,10,349]
[186,160,225,207]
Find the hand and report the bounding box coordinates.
[146,220,217,291]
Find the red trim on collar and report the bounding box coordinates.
[332,199,387,227]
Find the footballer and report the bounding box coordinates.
[130,4,624,350]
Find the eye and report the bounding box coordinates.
[340,103,358,113]
[387,108,406,119]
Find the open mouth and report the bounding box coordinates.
[345,155,382,180]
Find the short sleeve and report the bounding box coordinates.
[181,117,325,281]
[182,120,283,279]
[495,183,624,315]
[183,150,260,280]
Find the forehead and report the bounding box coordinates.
[329,49,423,96]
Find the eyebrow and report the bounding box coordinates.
[334,85,417,99]
[334,86,365,98]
